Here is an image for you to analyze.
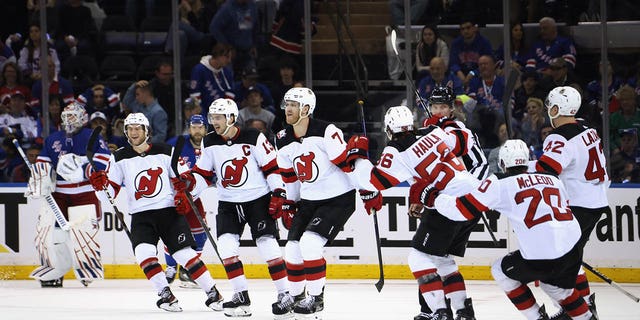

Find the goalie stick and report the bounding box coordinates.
[86,127,131,239]
[357,100,385,292]
[171,135,223,263]
[14,139,70,231]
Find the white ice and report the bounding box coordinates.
[0,279,638,319]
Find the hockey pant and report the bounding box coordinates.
[30,203,103,282]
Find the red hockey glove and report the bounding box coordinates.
[422,115,445,128]
[346,135,370,166]
[174,191,191,215]
[89,170,108,191]
[409,179,439,208]
[268,188,287,219]
[281,200,297,230]
[359,190,382,214]
[409,179,430,205]
[179,171,196,192]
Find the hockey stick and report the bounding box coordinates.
[389,29,431,117]
[357,100,384,292]
[582,261,640,303]
[171,135,223,263]
[14,139,70,231]
[501,68,521,138]
[86,127,131,239]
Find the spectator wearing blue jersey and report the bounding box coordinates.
[190,43,235,119]
[495,22,529,74]
[449,19,493,86]
[209,0,258,73]
[233,65,275,113]
[417,57,464,108]
[76,84,120,123]
[526,17,577,74]
[586,61,625,111]
[466,55,505,113]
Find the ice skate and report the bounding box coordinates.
[272,291,296,319]
[178,265,198,288]
[205,285,224,311]
[537,305,550,320]
[432,308,452,320]
[156,286,182,312]
[40,277,63,288]
[293,292,324,319]
[587,293,598,319]
[455,298,475,320]
[165,265,177,284]
[80,279,92,287]
[222,290,251,317]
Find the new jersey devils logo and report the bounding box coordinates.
[134,167,163,200]
[221,157,249,188]
[293,152,318,183]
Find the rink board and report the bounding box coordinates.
[1,185,639,281]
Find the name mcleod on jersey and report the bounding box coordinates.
[516,174,556,189]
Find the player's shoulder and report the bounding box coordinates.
[275,126,296,149]
[202,131,226,148]
[307,118,335,138]
[113,145,136,162]
[387,132,418,152]
[235,127,261,145]
[551,122,586,141]
[149,143,173,156]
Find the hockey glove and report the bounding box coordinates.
[26,162,55,198]
[57,154,89,183]
[174,191,191,215]
[89,170,109,191]
[179,171,196,192]
[359,190,382,214]
[268,188,287,219]
[422,115,445,128]
[345,135,369,167]
[281,200,297,230]
[409,178,439,209]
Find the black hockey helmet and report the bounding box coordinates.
[428,86,455,108]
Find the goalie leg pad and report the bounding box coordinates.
[68,204,104,281]
[31,227,73,281]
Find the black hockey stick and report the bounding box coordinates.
[501,68,521,138]
[389,29,431,117]
[357,100,384,292]
[582,262,640,302]
[171,135,223,263]
[86,126,132,239]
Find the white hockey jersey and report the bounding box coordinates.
[437,118,489,180]
[192,128,282,203]
[351,125,478,196]
[529,122,609,209]
[107,143,178,214]
[275,119,354,201]
[434,172,581,260]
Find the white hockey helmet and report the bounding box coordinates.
[499,139,530,173]
[545,86,581,120]
[60,102,88,134]
[124,112,150,144]
[208,98,238,125]
[282,87,316,114]
[384,105,414,139]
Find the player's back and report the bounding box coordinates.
[536,122,609,209]
[440,118,489,180]
[495,172,581,260]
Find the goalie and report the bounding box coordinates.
[26,103,110,287]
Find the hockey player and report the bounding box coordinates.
[181,98,292,318]
[88,113,224,312]
[530,86,608,318]
[163,114,208,288]
[276,87,376,319]
[27,103,110,287]
[430,139,596,320]
[347,105,479,320]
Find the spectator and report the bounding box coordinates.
[520,97,550,150]
[76,84,120,122]
[610,128,640,183]
[539,57,582,92]
[30,55,74,114]
[233,65,274,112]
[466,55,505,112]
[586,61,624,112]
[189,43,234,118]
[0,89,39,146]
[55,0,98,60]
[417,57,464,105]
[123,80,168,143]
[0,136,23,182]
[487,122,509,175]
[526,17,577,74]
[495,22,529,74]
[609,85,640,151]
[169,0,216,56]
[18,22,60,84]
[268,57,298,108]
[0,62,31,107]
[10,143,41,182]
[89,111,126,152]
[415,24,449,82]
[270,0,317,58]
[45,94,63,134]
[512,70,546,121]
[125,0,155,25]
[449,18,493,86]
[150,60,186,136]
[389,0,430,26]
[236,87,275,131]
[0,41,16,71]
[533,124,554,159]
[209,0,258,73]
[181,97,202,135]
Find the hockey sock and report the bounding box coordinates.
[443,271,467,311]
[506,285,540,320]
[193,232,207,254]
[173,247,216,291]
[223,256,249,292]
[267,257,289,293]
[413,268,447,311]
[139,256,169,293]
[303,258,326,296]
[164,245,177,268]
[575,269,590,298]
[560,289,591,319]
[286,262,305,296]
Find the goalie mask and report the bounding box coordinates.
[499,139,530,173]
[545,86,581,124]
[61,103,88,134]
[124,113,150,146]
[384,105,414,139]
[208,98,238,136]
